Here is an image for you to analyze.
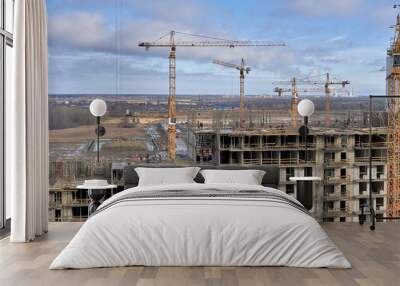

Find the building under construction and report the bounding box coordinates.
[48,161,126,222]
[187,126,388,222]
[185,11,400,223]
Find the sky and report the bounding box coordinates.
[47,0,399,96]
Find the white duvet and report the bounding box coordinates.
[50,183,351,269]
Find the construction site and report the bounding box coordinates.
[187,125,387,222]
[48,13,400,224]
[182,13,399,222]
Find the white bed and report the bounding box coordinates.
[50,183,351,269]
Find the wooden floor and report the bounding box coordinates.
[0,222,399,286]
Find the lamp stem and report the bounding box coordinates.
[369,95,373,226]
[304,116,308,163]
[97,116,100,163]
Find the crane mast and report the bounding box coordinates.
[168,32,176,160]
[213,58,250,128]
[386,12,400,218]
[290,78,298,128]
[323,73,350,127]
[324,73,331,127]
[139,31,284,160]
[240,68,245,127]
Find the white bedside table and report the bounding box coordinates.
[289,177,322,182]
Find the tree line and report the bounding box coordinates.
[49,106,96,130]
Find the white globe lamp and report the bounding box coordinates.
[90,99,107,117]
[297,99,315,117]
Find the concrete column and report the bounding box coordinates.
[258,136,262,165]
[372,166,377,180]
[353,167,359,180]
[278,150,281,165]
[280,168,286,182]
[348,135,355,149]
[215,134,220,165]
[314,181,324,222]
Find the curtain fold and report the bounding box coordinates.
[9,0,49,242]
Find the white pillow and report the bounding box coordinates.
[200,169,266,185]
[135,167,200,186]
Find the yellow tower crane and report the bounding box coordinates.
[213,58,250,128]
[274,74,350,128]
[139,31,284,160]
[273,86,327,127]
[386,11,400,218]
[321,73,350,127]
[273,77,319,128]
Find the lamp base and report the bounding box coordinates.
[296,180,313,210]
[89,166,107,215]
[88,189,105,215]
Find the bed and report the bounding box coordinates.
[50,166,351,269]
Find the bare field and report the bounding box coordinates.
[103,117,124,124]
[138,117,166,124]
[102,140,147,152]
[50,123,146,143]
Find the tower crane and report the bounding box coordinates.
[213,58,250,128]
[138,31,285,160]
[321,73,350,127]
[273,77,318,128]
[274,74,350,127]
[386,10,400,218]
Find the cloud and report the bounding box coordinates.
[287,0,363,17]
[48,9,299,78]
[318,46,382,65]
[47,0,388,95]
[48,12,115,52]
[48,51,268,94]
[370,5,398,26]
[126,0,212,25]
[326,35,347,43]
[46,10,329,94]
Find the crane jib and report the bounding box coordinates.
[138,42,285,48]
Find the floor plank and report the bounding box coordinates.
[0,222,399,286]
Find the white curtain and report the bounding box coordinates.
[8,0,49,242]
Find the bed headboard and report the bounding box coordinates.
[123,165,280,189]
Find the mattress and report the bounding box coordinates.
[50,183,351,269]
